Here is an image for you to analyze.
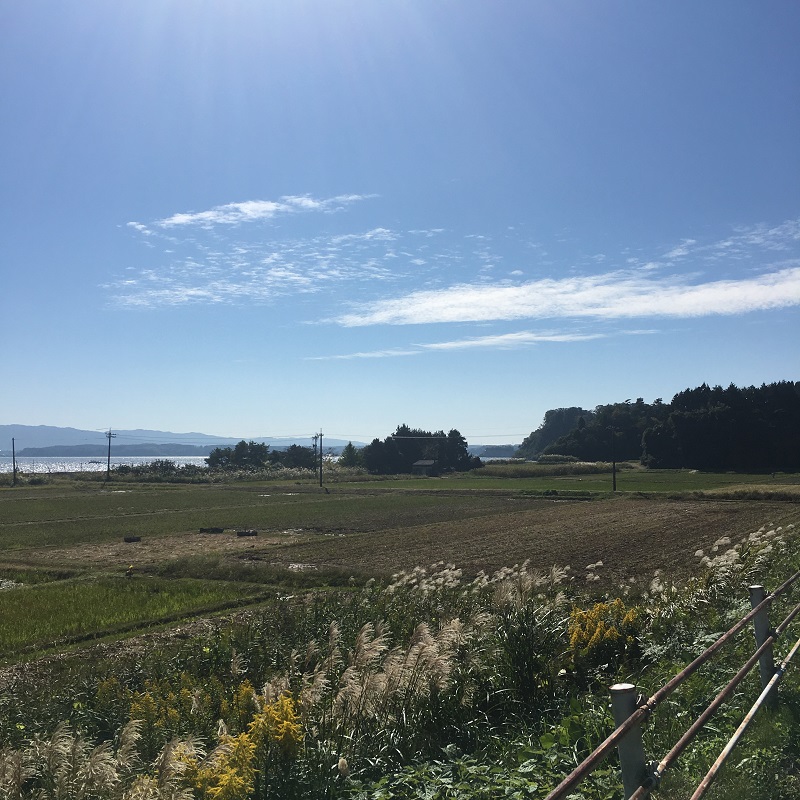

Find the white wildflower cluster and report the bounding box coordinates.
[695,523,795,575]
[711,537,731,552]
[491,560,570,609]
[585,560,603,582]
[388,563,463,594]
[388,560,571,604]
[649,569,668,596]
[698,547,741,571]
[640,569,680,603]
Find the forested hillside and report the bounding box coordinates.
[517,381,800,471]
[515,407,596,459]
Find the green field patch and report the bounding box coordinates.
[0,564,79,585]
[151,551,370,588]
[362,468,800,494]
[0,485,512,553]
[0,576,263,655]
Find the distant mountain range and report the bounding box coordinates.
[0,425,362,456]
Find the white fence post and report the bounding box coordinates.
[610,683,649,799]
[749,585,777,709]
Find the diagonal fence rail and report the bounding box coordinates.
[544,569,800,800]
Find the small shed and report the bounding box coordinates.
[412,459,438,477]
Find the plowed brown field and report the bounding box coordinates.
[8,489,798,589]
[270,494,800,587]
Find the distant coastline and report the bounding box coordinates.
[17,443,216,457]
[0,424,363,456]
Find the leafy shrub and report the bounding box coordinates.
[568,598,642,682]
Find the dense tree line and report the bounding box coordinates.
[205,430,482,475]
[642,381,800,471]
[206,440,317,471]
[361,424,482,474]
[515,407,596,459]
[518,382,800,472]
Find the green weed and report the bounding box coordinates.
[0,577,263,654]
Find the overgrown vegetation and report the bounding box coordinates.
[2,517,800,798]
[471,460,623,478]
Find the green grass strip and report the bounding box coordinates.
[0,577,259,652]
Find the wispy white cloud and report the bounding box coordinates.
[112,196,409,307]
[731,218,800,250]
[331,227,397,244]
[663,239,697,259]
[333,265,800,327]
[307,348,422,360]
[700,219,800,261]
[113,206,800,332]
[421,330,609,350]
[308,327,652,360]
[408,228,445,237]
[152,194,372,229]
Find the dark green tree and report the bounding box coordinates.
[516,407,594,459]
[277,444,317,470]
[360,425,480,474]
[644,381,800,471]
[544,399,668,462]
[339,441,363,468]
[361,438,388,473]
[440,428,481,471]
[206,440,270,470]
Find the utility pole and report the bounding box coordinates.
[106,429,116,480]
[312,434,319,481]
[319,429,323,488]
[611,422,617,492]
[11,438,17,487]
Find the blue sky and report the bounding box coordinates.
[2,1,799,445]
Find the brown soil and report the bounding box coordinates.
[8,494,798,589]
[268,495,800,586]
[8,529,306,571]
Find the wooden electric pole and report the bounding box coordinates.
[319,429,323,488]
[11,437,17,487]
[611,422,617,492]
[106,429,116,480]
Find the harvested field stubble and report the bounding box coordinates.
[2,483,797,589]
[269,495,800,586]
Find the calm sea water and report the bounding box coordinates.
[0,456,209,474]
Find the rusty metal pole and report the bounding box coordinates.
[610,683,649,799]
[749,585,777,709]
[690,632,800,800]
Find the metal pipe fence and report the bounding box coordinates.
[544,569,800,800]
